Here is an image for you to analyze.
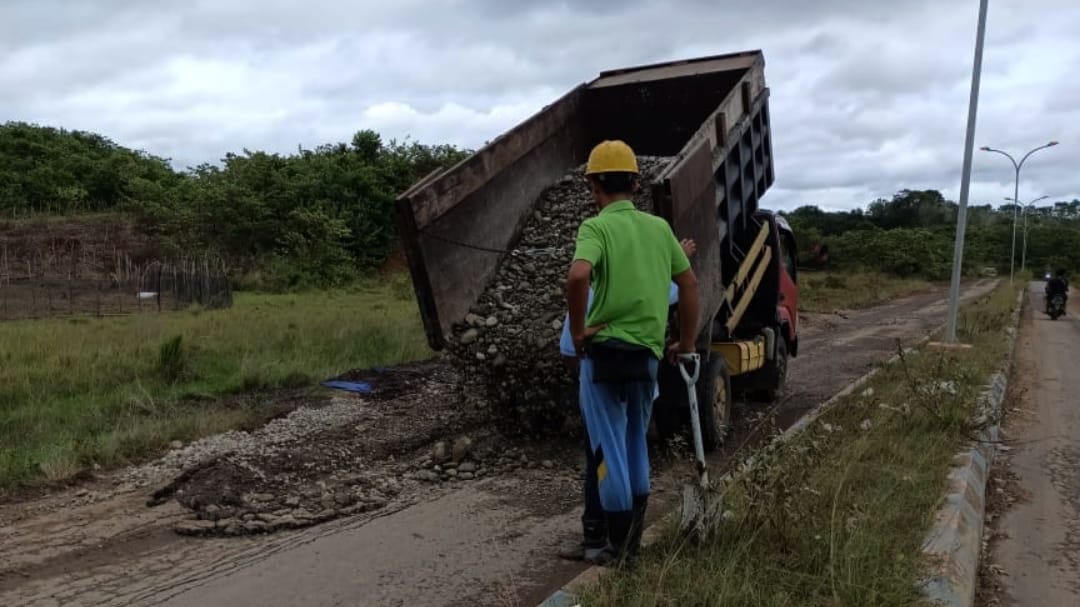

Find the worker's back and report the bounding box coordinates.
[578,201,687,358]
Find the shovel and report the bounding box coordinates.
[677,352,717,541]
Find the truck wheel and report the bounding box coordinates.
[697,355,732,452]
[757,337,788,403]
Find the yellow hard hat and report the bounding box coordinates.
[585,140,639,175]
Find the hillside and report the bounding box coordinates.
[0,123,470,289]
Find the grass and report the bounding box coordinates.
[0,275,430,488]
[581,283,1018,607]
[800,271,931,313]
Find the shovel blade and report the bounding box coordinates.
[678,483,726,542]
[679,483,706,538]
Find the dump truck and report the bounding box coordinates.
[396,50,799,452]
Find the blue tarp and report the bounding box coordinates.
[321,380,374,394]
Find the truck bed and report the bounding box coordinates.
[396,51,775,349]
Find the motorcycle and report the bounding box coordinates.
[1048,293,1066,320]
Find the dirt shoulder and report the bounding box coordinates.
[0,280,996,607]
[977,286,1080,606]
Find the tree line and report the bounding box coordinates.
[786,189,1080,279]
[0,122,469,289]
[5,122,1078,287]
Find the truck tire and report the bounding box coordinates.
[757,336,788,403]
[698,354,732,452]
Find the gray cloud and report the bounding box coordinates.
[1,0,1077,210]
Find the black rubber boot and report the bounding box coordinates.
[587,510,634,567]
[626,494,649,560]
[557,519,607,561]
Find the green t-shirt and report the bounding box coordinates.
[573,200,691,358]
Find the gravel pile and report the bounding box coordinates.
[447,157,672,429]
[122,393,377,490]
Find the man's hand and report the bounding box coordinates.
[573,324,606,358]
[665,338,695,364]
[680,238,697,258]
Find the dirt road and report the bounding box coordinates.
[0,280,996,607]
[978,284,1080,607]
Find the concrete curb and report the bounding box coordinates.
[537,326,945,607]
[919,288,1024,607]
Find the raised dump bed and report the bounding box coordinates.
[397,51,793,448]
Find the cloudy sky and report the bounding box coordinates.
[1,0,1077,210]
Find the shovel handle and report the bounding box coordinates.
[677,352,700,385]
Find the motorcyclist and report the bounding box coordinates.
[1045,269,1068,314]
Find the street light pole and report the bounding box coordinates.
[980,141,1059,283]
[945,0,989,344]
[1006,195,1050,274]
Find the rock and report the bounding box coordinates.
[459,462,477,473]
[452,436,473,462]
[446,468,459,478]
[243,521,268,533]
[433,441,450,463]
[334,493,356,507]
[203,504,222,520]
[419,470,440,482]
[542,460,555,469]
[175,520,216,536]
[248,493,274,503]
[242,513,256,522]
[271,515,298,529]
[859,419,873,431]
[169,440,184,450]
[460,472,475,480]
[284,496,301,508]
[446,159,671,426]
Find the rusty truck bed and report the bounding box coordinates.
[396,50,774,349]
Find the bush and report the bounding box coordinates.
[157,335,190,383]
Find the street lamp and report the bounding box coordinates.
[1004,194,1050,274]
[980,141,1059,283]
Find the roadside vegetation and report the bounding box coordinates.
[799,271,930,313]
[581,284,1018,607]
[0,277,429,487]
[788,189,1080,279]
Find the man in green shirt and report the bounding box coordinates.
[566,140,700,565]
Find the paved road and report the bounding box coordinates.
[982,285,1080,606]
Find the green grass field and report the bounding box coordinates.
[0,276,430,487]
[799,271,931,313]
[582,283,1017,606]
